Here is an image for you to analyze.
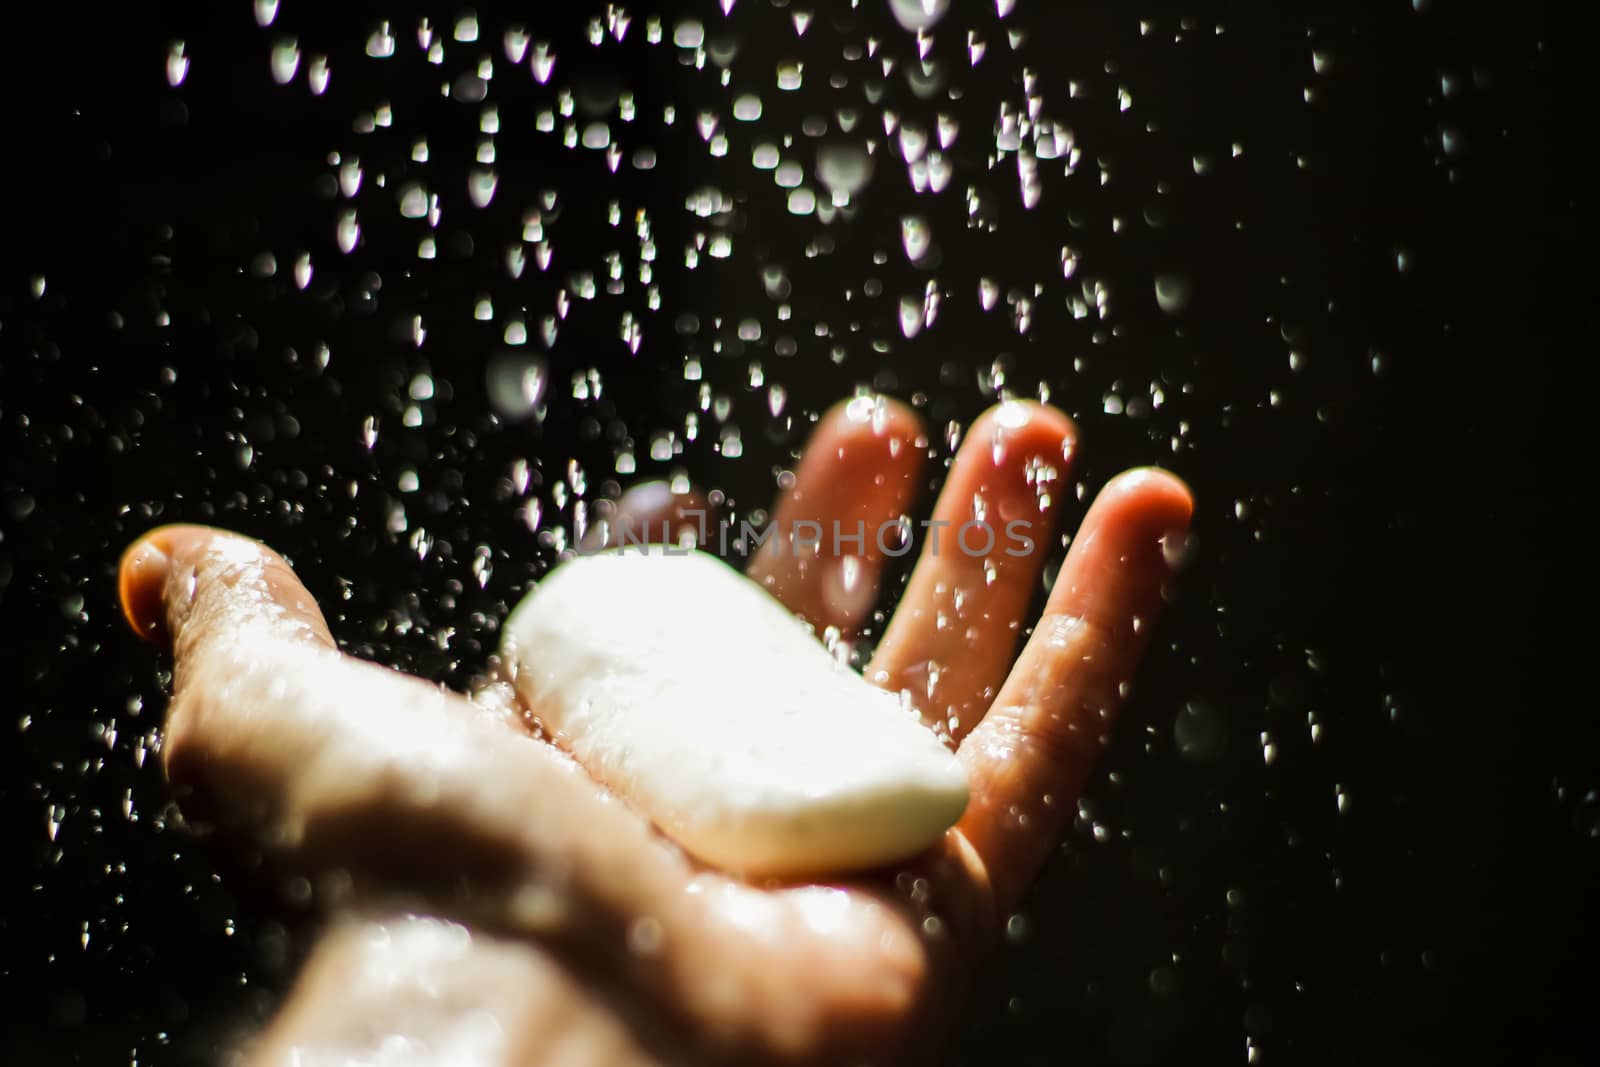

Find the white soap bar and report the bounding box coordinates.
[501,549,968,877]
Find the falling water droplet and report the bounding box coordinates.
[899,294,924,338]
[165,41,189,87]
[365,23,395,59]
[889,0,951,33]
[1155,274,1191,314]
[901,216,934,265]
[270,38,301,84]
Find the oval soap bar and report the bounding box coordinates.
[501,548,968,877]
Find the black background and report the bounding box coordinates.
[1,1,1590,1064]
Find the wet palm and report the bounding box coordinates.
[118,397,1192,1065]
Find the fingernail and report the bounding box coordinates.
[119,536,172,641]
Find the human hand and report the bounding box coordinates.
[117,396,1192,1065]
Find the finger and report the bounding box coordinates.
[120,524,335,656]
[746,395,926,636]
[118,524,690,925]
[579,481,711,552]
[954,468,1194,915]
[866,401,1076,743]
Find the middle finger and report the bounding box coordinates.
[867,401,1076,743]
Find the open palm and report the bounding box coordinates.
[118,396,1191,1066]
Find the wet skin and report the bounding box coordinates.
[118,396,1193,1066]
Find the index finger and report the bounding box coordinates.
[746,395,926,637]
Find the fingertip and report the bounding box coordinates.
[946,401,1077,529]
[971,400,1078,469]
[118,524,337,656]
[992,397,1077,435]
[1096,466,1195,536]
[1051,467,1197,626]
[822,394,925,451]
[792,393,926,508]
[118,536,170,642]
[753,396,926,633]
[121,525,221,643]
[118,523,269,643]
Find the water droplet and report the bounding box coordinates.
[165,41,189,87]
[1174,700,1225,762]
[890,0,951,33]
[673,20,705,49]
[365,23,395,59]
[270,37,301,84]
[1155,274,1191,314]
[899,294,924,338]
[335,210,360,253]
[733,94,763,121]
[468,169,500,207]
[307,55,331,94]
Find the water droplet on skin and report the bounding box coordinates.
[823,555,875,622]
[511,881,569,930]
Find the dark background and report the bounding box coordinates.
[1,0,1589,1063]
